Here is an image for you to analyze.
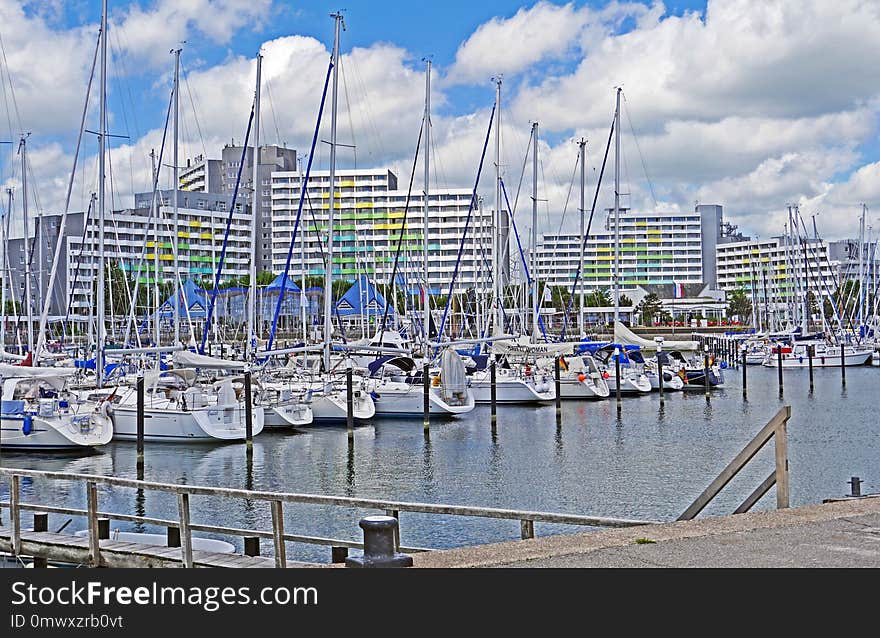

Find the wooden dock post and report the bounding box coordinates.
[346,367,354,437]
[244,369,254,456]
[658,352,665,406]
[704,347,711,399]
[554,356,562,421]
[777,344,784,396]
[87,481,100,567]
[136,374,145,471]
[490,359,497,432]
[32,512,48,568]
[423,362,430,434]
[614,347,622,412]
[742,350,747,400]
[841,343,846,386]
[270,500,287,568]
[177,493,193,568]
[808,344,814,392]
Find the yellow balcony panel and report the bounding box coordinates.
[635,221,647,227]
[146,253,156,260]
[200,232,213,239]
[159,254,174,261]
[146,241,155,248]
[648,238,662,243]
[355,202,374,209]
[177,231,189,238]
[189,220,201,228]
[647,229,661,234]
[621,238,635,244]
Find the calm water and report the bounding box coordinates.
[2,364,878,563]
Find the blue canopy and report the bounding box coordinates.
[156,279,208,318]
[264,273,302,294]
[335,276,393,317]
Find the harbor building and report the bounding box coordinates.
[63,190,253,314]
[715,236,836,326]
[535,204,731,295]
[269,168,494,294]
[181,144,297,275]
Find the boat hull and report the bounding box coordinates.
[110,404,264,442]
[0,412,112,450]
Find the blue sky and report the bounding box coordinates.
[3,0,880,239]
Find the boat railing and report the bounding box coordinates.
[0,466,655,568]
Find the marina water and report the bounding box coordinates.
[2,365,877,564]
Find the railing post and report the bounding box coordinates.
[775,405,791,509]
[87,481,100,567]
[32,512,48,568]
[520,519,535,540]
[271,500,286,568]
[176,492,193,568]
[10,474,20,556]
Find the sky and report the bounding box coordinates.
[1,0,879,243]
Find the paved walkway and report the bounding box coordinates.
[411,496,880,568]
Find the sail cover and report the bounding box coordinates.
[173,350,246,370]
[439,348,467,402]
[613,321,698,351]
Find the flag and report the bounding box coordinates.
[673,282,685,299]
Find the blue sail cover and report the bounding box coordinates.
[155,279,209,318]
[335,275,394,317]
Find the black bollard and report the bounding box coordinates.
[346,368,354,437]
[490,359,497,431]
[98,517,110,540]
[423,362,430,433]
[136,375,145,467]
[808,345,814,393]
[244,370,253,456]
[33,512,48,568]
[554,357,562,419]
[167,526,181,548]
[848,476,863,498]
[777,344,784,395]
[741,350,747,400]
[841,343,846,386]
[345,516,413,568]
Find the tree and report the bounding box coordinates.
[634,292,663,326]
[619,293,633,307]
[584,289,612,307]
[727,287,753,323]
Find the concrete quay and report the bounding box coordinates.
[411,496,880,568]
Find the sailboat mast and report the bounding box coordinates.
[150,150,160,353]
[20,136,35,357]
[1,189,9,350]
[578,137,586,336]
[247,53,262,359]
[613,87,621,326]
[423,59,431,352]
[493,77,502,337]
[530,121,539,343]
[96,0,107,386]
[172,47,181,347]
[323,13,343,370]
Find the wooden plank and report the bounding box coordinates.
[678,406,789,521]
[733,472,777,514]
[86,482,100,566]
[775,406,791,508]
[10,475,20,555]
[271,500,286,568]
[520,519,535,540]
[177,493,193,568]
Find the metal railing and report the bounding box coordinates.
[0,467,655,568]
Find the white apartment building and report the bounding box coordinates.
[536,205,723,295]
[66,190,252,312]
[715,237,836,310]
[269,169,494,294]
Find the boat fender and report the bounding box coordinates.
[525,364,531,376]
[22,415,32,436]
[432,375,440,387]
[577,373,586,382]
[370,390,380,400]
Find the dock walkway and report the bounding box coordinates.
[411,496,880,568]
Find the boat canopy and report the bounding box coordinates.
[614,321,698,351]
[173,350,246,370]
